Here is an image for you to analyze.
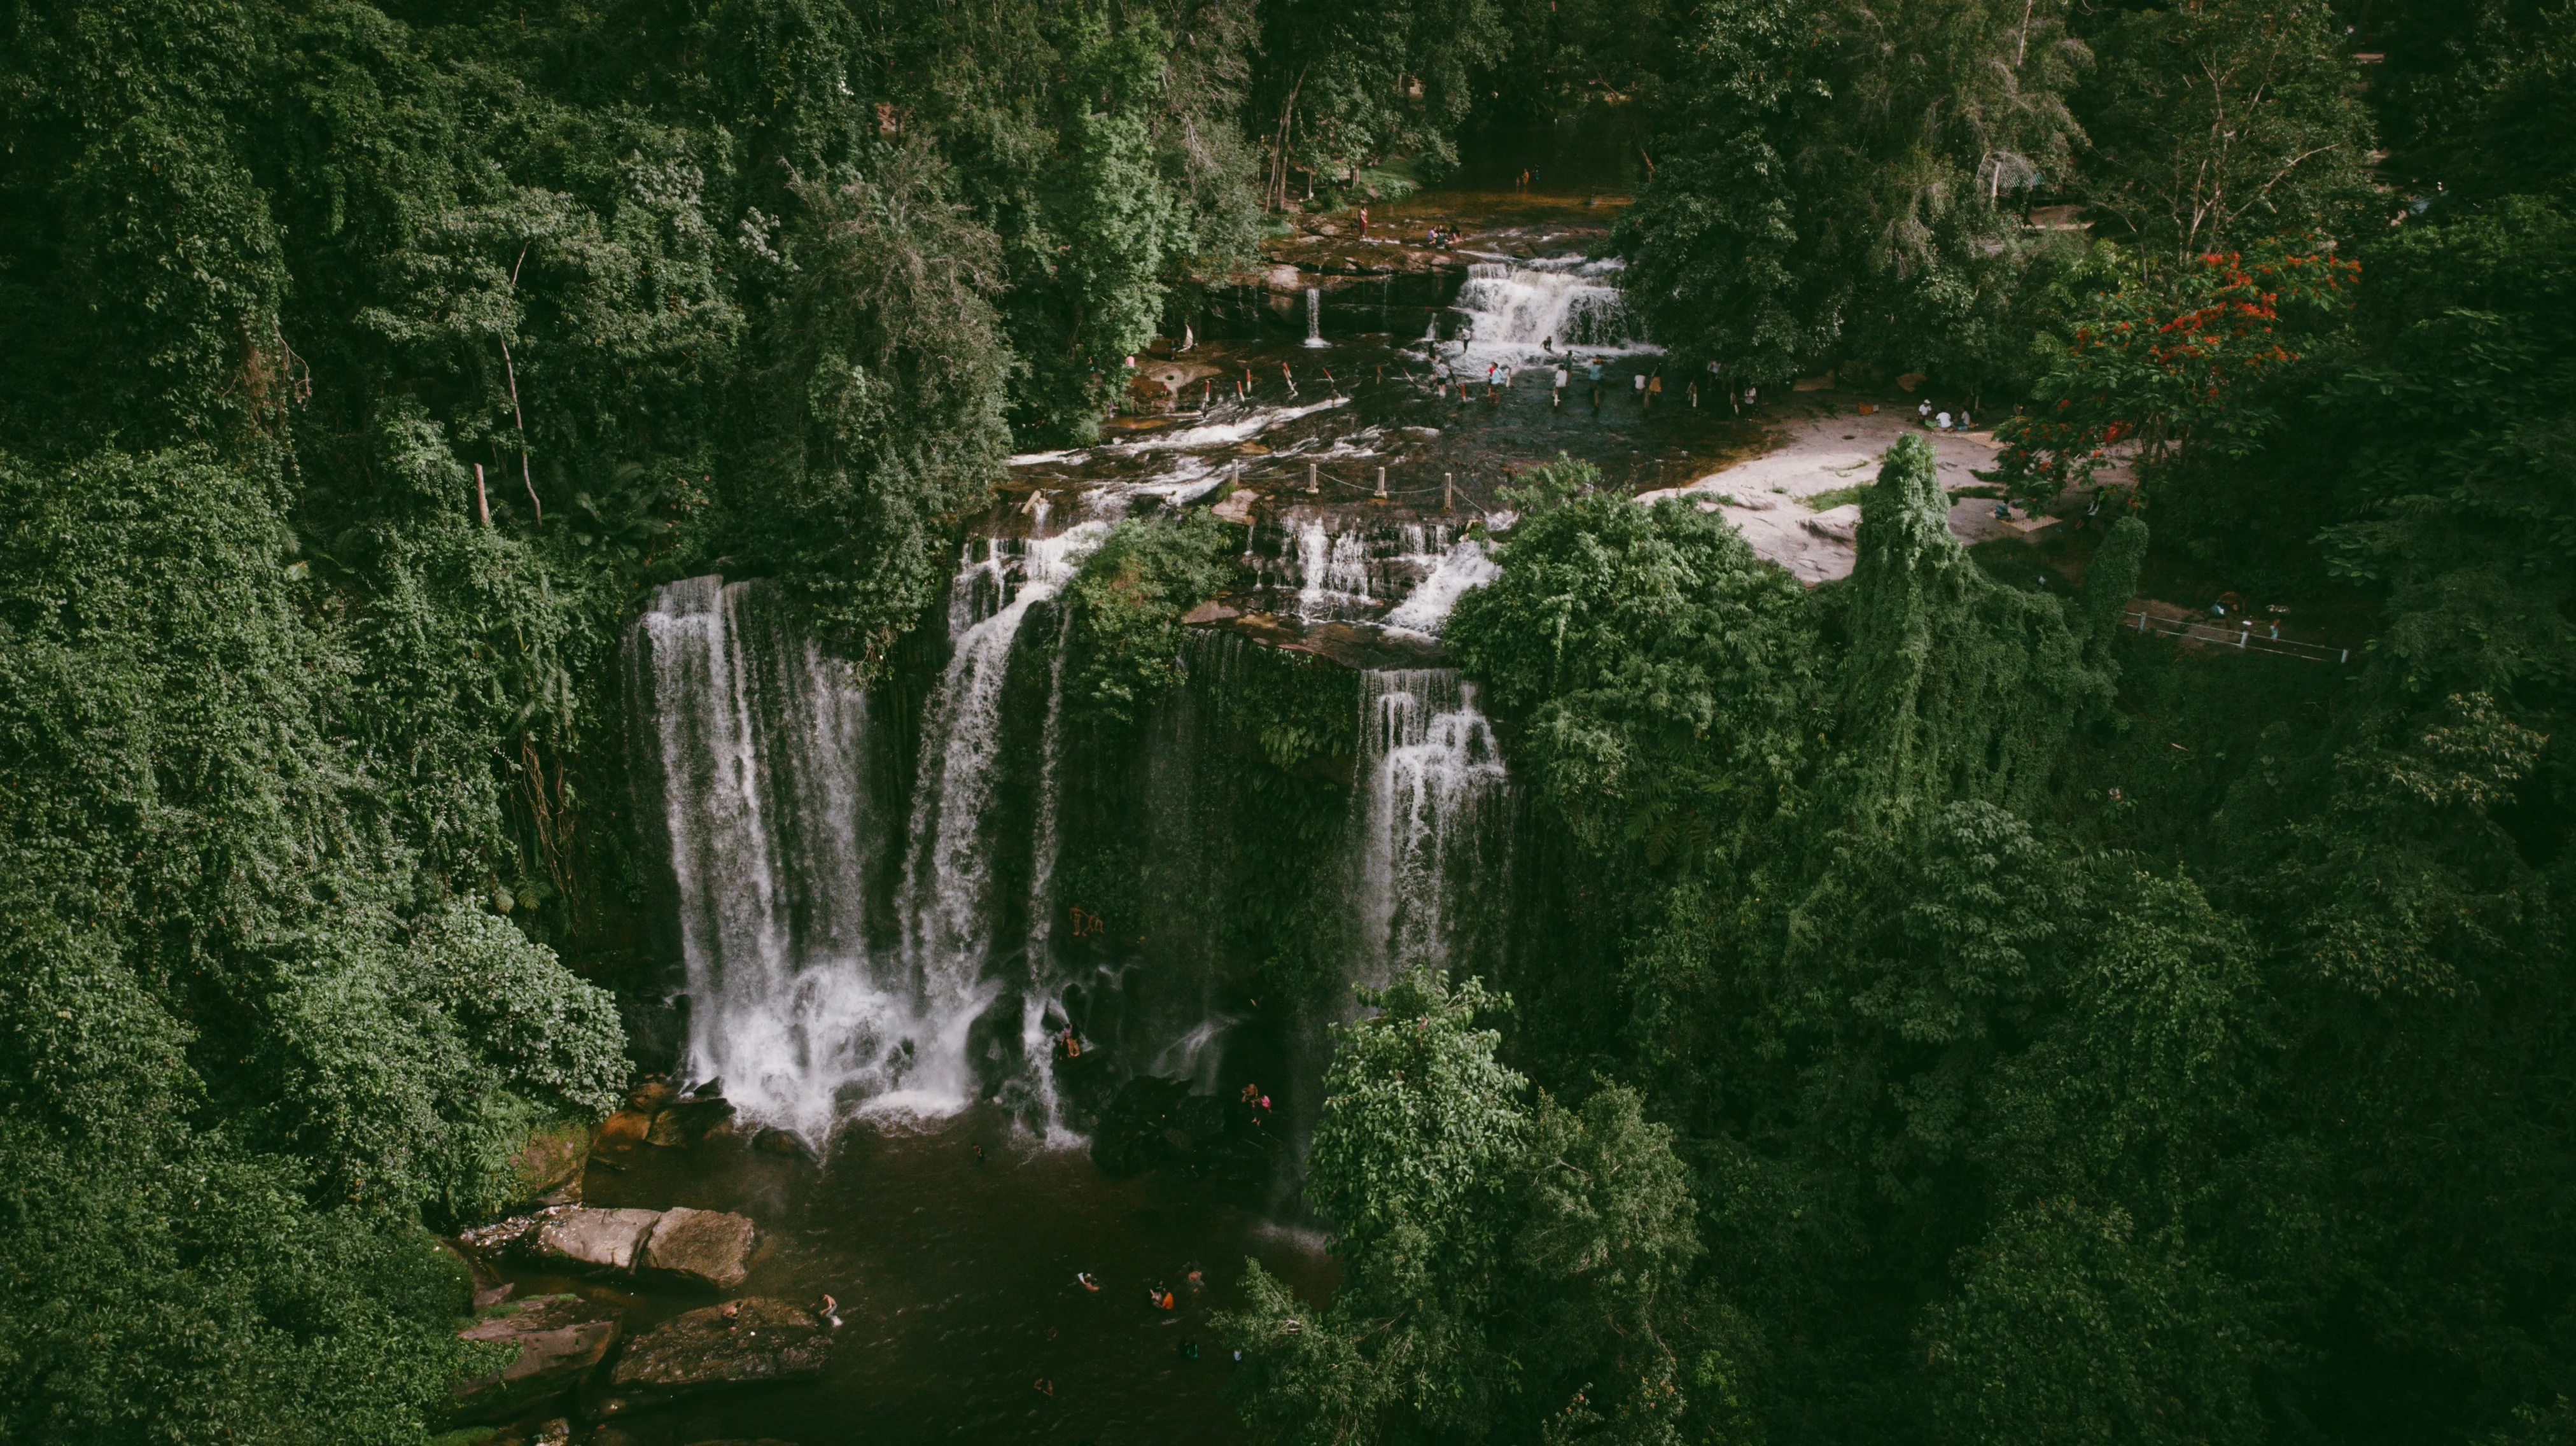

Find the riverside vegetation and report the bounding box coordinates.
[3,1,2572,1443]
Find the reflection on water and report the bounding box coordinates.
[550,1111,1335,1445]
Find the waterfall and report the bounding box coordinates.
[892,524,1107,1118]
[1381,538,1498,638]
[1351,670,1510,985]
[1295,519,1375,619]
[1010,618,1077,1128]
[1452,259,1646,356]
[1245,518,1484,631]
[626,577,897,1142]
[628,522,1109,1141]
[1304,286,1328,348]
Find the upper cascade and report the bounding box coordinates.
[1451,258,1648,356]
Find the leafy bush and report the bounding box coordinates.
[1064,509,1242,726]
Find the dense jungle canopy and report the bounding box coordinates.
[2,0,2572,1442]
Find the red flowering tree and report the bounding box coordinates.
[1992,239,2358,509]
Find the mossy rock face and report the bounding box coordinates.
[511,1120,594,1202]
[450,1293,622,1423]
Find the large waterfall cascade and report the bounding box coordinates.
[629,525,1107,1141]
[627,577,890,1142]
[631,376,1523,1143]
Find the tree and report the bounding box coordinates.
[2078,0,2376,257]
[1617,0,2089,387]
[1991,237,2358,505]
[1219,969,1700,1443]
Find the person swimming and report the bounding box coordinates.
[1077,1272,1100,1292]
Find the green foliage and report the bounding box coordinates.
[2319,197,2576,710]
[1220,970,1700,1443]
[1831,435,2117,820]
[1249,0,1508,207]
[2365,0,2576,203]
[1448,457,1818,874]
[1065,509,1242,726]
[738,151,1015,662]
[0,442,622,1440]
[1614,0,2089,387]
[2077,0,2377,257]
[1993,239,2359,503]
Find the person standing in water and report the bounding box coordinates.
[1553,362,1569,409]
[1587,356,1604,409]
[1646,371,1663,410]
[1357,206,1369,237]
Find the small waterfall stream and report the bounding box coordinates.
[890,524,1107,1116]
[1352,670,1511,985]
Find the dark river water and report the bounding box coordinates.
[528,1111,1334,1445]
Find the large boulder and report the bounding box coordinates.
[451,1293,622,1422]
[639,1206,759,1291]
[588,1298,833,1416]
[531,1207,661,1274]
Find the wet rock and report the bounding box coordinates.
[638,1207,759,1291]
[533,1207,662,1274]
[627,1076,678,1114]
[451,1293,622,1422]
[591,1107,656,1160]
[646,1096,736,1148]
[751,1127,812,1160]
[588,1298,833,1417]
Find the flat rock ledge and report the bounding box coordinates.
[466,1204,760,1292]
[451,1293,622,1422]
[587,1298,834,1417]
